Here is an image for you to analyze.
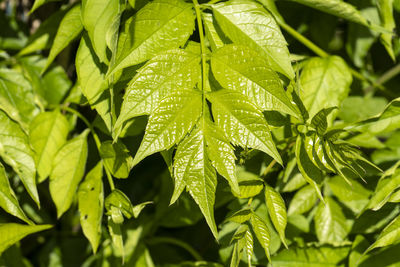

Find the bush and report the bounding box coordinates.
[0,0,400,266]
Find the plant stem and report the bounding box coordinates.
[193,0,208,112]
[146,237,203,261]
[365,63,400,96]
[208,0,221,4]
[61,106,116,191]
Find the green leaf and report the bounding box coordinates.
[110,0,195,74]
[132,88,202,166]
[366,214,400,253]
[287,185,318,215]
[76,36,112,131]
[250,212,271,261]
[105,189,136,221]
[172,125,218,238]
[211,44,298,117]
[0,69,39,127]
[311,107,337,136]
[19,56,72,105]
[377,0,396,60]
[0,223,52,256]
[81,0,120,63]
[100,141,133,179]
[295,136,324,201]
[19,9,67,56]
[44,4,83,73]
[265,185,287,247]
[49,130,89,218]
[212,0,294,79]
[0,111,39,206]
[271,245,350,266]
[78,162,104,253]
[288,0,369,26]
[328,176,371,214]
[31,0,61,13]
[204,116,240,195]
[202,13,226,51]
[114,48,201,138]
[366,168,400,211]
[354,97,400,135]
[299,56,352,120]
[107,217,124,260]
[338,96,387,124]
[29,110,69,182]
[0,163,31,224]
[208,89,282,165]
[235,169,264,198]
[314,197,348,245]
[227,208,252,223]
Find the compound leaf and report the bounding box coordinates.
[114,48,201,138]
[208,89,282,165]
[212,0,294,78]
[132,88,202,166]
[110,0,195,74]
[211,44,298,116]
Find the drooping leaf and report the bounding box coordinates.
[107,217,124,260]
[295,136,324,201]
[208,89,282,164]
[0,69,39,127]
[0,223,52,256]
[314,197,348,244]
[100,141,133,179]
[377,0,396,60]
[288,0,369,26]
[110,0,195,74]
[365,214,400,253]
[299,56,352,120]
[78,162,104,253]
[49,130,89,218]
[250,212,271,261]
[310,107,337,136]
[212,0,294,78]
[264,185,287,247]
[132,88,202,166]
[76,36,112,131]
[0,163,31,224]
[81,0,120,63]
[114,48,201,138]
[0,111,39,206]
[287,185,318,215]
[271,245,350,266]
[172,125,218,238]
[211,44,298,116]
[29,110,69,182]
[44,4,83,72]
